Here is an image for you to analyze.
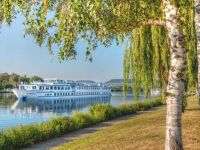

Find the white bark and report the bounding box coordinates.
[195,0,200,104]
[163,0,186,150]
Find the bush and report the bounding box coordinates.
[118,104,137,116]
[0,98,164,150]
[89,104,120,122]
[71,112,94,129]
[49,116,74,136]
[0,133,5,150]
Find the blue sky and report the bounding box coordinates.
[0,16,125,82]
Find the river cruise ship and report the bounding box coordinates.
[12,79,111,101]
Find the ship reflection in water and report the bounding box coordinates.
[11,96,111,118]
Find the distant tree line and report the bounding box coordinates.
[0,73,43,90]
[111,86,132,92]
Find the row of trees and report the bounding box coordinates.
[0,0,198,149]
[0,73,43,90]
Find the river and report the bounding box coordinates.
[0,92,157,130]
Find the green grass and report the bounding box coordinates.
[0,98,164,150]
[53,96,200,150]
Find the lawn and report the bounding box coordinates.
[53,96,200,150]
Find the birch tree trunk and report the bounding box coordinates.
[195,0,200,104]
[163,0,186,149]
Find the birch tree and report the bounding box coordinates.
[0,0,192,149]
[195,0,200,104]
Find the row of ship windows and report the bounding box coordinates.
[19,86,71,90]
[19,86,109,90]
[39,86,70,90]
[44,92,110,96]
[77,87,109,90]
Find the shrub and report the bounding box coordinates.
[71,112,94,129]
[0,132,5,150]
[89,104,120,121]
[49,116,74,136]
[118,104,137,116]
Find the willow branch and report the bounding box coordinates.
[112,19,166,33]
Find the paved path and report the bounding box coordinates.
[22,107,162,150]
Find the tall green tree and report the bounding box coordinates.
[9,73,19,84]
[19,75,29,83]
[29,76,44,83]
[0,0,192,149]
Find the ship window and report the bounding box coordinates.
[61,87,64,90]
[50,86,53,90]
[54,86,57,90]
[65,87,67,90]
[46,86,49,90]
[54,93,56,96]
[68,87,70,90]
[58,87,60,90]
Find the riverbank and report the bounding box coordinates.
[53,96,200,150]
[0,98,164,150]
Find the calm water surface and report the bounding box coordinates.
[0,92,156,130]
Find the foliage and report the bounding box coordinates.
[123,1,197,100]
[0,0,165,61]
[0,98,164,150]
[0,72,44,90]
[124,26,169,100]
[29,76,44,83]
[89,104,120,122]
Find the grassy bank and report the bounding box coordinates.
[0,98,164,150]
[53,96,200,150]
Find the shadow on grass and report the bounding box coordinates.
[185,108,200,111]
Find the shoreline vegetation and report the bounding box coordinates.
[53,96,200,150]
[0,72,43,91]
[0,98,164,150]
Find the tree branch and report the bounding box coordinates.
[112,19,166,33]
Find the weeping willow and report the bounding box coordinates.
[182,5,197,93]
[124,26,169,100]
[123,2,197,100]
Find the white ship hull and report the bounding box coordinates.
[12,89,111,101]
